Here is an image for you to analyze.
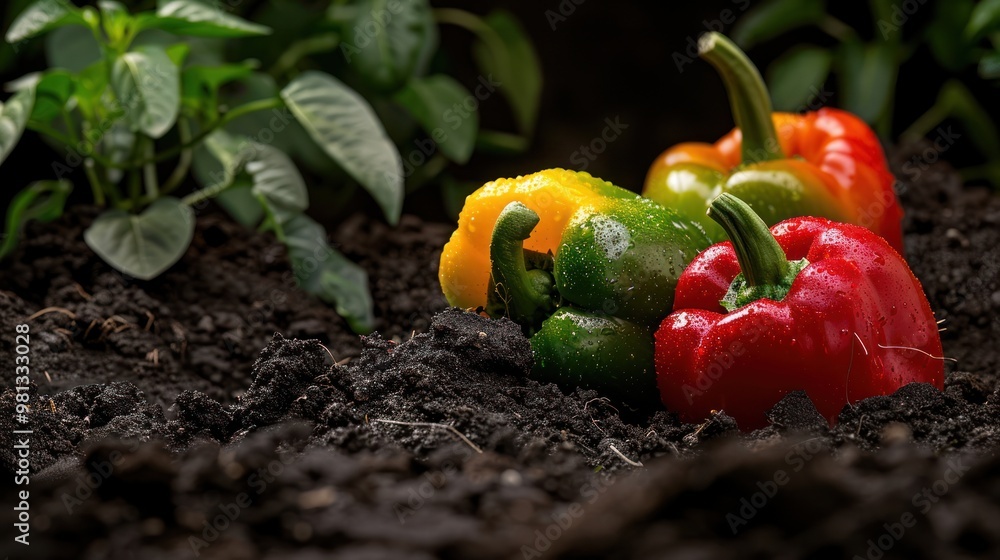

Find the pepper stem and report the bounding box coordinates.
[708,194,807,310]
[486,202,558,334]
[698,32,784,164]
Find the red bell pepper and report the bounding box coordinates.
[655,193,944,429]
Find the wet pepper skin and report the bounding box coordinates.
[440,168,710,319]
[644,109,905,252]
[440,169,711,403]
[655,215,943,430]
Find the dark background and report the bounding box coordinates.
[0,0,991,223]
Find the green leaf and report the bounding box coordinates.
[32,69,73,122]
[111,44,180,138]
[0,180,72,260]
[165,42,190,66]
[44,24,100,71]
[731,0,826,48]
[191,131,260,224]
[193,129,307,226]
[979,50,1000,79]
[836,41,894,124]
[0,86,34,165]
[193,128,249,189]
[281,213,374,334]
[766,46,831,112]
[967,0,1000,39]
[98,0,130,44]
[475,129,529,154]
[939,81,1000,160]
[5,0,87,43]
[72,59,109,120]
[138,0,271,38]
[215,186,263,227]
[281,71,403,223]
[84,197,195,280]
[5,69,72,123]
[181,61,256,115]
[342,0,436,91]
[395,75,479,164]
[245,144,309,225]
[926,0,975,70]
[472,10,541,135]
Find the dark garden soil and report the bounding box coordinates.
[2,144,1000,560]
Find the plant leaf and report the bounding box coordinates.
[5,69,72,123]
[84,197,195,280]
[0,85,35,165]
[967,0,1000,39]
[281,213,374,334]
[836,41,894,124]
[191,131,260,224]
[193,129,308,226]
[33,69,72,122]
[181,61,256,115]
[342,0,436,91]
[111,44,180,138]
[138,0,271,38]
[6,0,86,43]
[44,24,100,71]
[98,0,130,43]
[281,71,403,223]
[215,185,262,227]
[0,180,72,259]
[979,50,1000,79]
[766,46,831,112]
[731,0,826,48]
[395,75,479,164]
[472,10,540,135]
[939,80,1000,160]
[927,0,975,71]
[245,144,309,225]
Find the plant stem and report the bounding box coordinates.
[486,202,557,333]
[128,166,142,211]
[141,136,159,199]
[161,119,193,195]
[818,16,857,42]
[708,193,789,287]
[434,8,511,81]
[269,33,341,78]
[61,111,108,207]
[126,97,285,168]
[698,32,784,164]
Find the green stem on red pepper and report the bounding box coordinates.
[698,32,784,164]
[486,202,558,335]
[708,193,808,310]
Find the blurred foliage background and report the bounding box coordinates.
[2,0,998,228]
